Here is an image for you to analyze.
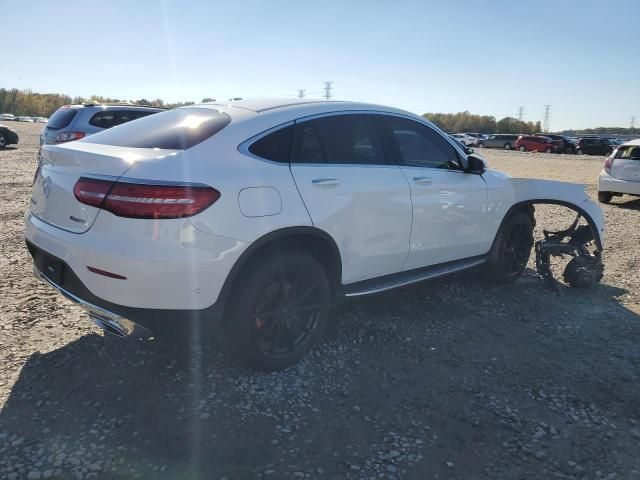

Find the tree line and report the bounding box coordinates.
[0,88,197,117]
[2,87,637,136]
[422,111,542,134]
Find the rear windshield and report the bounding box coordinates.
[80,108,231,150]
[47,108,77,130]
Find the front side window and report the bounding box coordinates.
[383,116,459,169]
[292,115,386,165]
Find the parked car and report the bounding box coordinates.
[535,133,577,154]
[597,139,640,203]
[34,117,48,123]
[17,116,34,122]
[0,124,19,148]
[577,138,614,156]
[449,133,476,146]
[0,113,16,121]
[476,134,519,150]
[464,132,488,142]
[515,135,558,153]
[40,104,164,147]
[25,99,605,371]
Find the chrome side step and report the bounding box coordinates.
[342,256,486,297]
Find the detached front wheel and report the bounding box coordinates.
[486,211,534,283]
[221,251,331,371]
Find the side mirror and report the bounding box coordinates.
[465,154,486,174]
[465,146,475,155]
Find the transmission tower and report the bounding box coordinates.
[297,89,306,98]
[631,116,636,129]
[323,81,333,100]
[517,106,524,121]
[543,105,551,132]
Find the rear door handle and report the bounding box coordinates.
[311,177,340,187]
[413,176,432,185]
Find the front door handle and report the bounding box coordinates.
[312,177,340,187]
[413,176,432,185]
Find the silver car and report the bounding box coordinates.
[476,134,519,150]
[40,104,163,147]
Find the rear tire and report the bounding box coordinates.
[0,134,6,149]
[545,147,552,154]
[519,145,526,152]
[220,251,331,371]
[598,191,613,204]
[504,143,512,150]
[477,142,485,148]
[486,211,534,283]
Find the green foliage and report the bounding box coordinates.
[0,88,194,117]
[422,111,541,134]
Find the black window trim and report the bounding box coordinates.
[238,110,469,169]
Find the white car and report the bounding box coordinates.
[25,99,605,370]
[0,113,15,121]
[450,133,476,146]
[598,139,640,203]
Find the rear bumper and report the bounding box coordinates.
[27,240,224,337]
[598,170,640,196]
[24,210,248,310]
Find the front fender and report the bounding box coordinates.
[484,172,605,250]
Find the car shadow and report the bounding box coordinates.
[613,197,640,210]
[0,146,19,151]
[1,272,639,479]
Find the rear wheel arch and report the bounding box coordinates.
[218,227,342,314]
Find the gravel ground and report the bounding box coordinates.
[1,123,639,480]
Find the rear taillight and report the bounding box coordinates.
[54,131,85,143]
[604,155,614,173]
[73,177,220,219]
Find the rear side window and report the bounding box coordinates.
[248,125,293,163]
[383,116,459,169]
[81,108,231,150]
[47,108,77,129]
[615,145,640,159]
[89,110,158,129]
[292,114,386,165]
[89,111,116,129]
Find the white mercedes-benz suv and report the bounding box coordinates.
[25,99,605,371]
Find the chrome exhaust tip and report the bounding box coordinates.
[90,314,128,338]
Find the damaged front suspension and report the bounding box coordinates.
[535,214,604,294]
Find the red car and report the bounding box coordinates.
[515,135,558,153]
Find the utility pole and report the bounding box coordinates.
[297,89,306,98]
[323,81,333,100]
[517,106,524,122]
[631,116,636,129]
[543,105,551,133]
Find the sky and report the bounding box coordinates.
[1,0,638,131]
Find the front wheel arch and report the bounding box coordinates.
[491,200,603,251]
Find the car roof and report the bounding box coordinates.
[66,104,164,111]
[196,97,416,117]
[621,139,640,147]
[204,98,353,113]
